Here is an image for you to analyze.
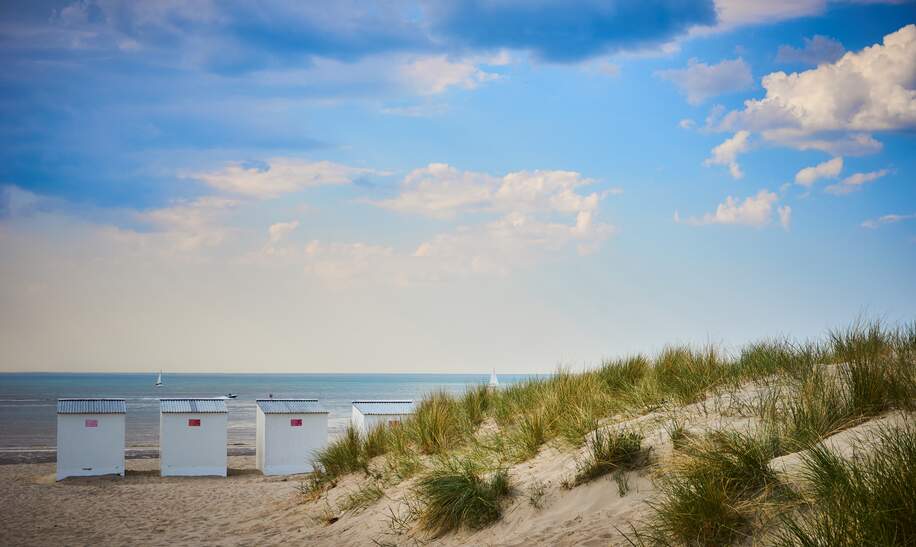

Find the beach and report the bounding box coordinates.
[0,450,655,547]
[0,456,311,546]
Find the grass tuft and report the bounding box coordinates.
[409,391,473,454]
[643,429,785,545]
[510,410,549,461]
[415,456,511,537]
[314,424,366,478]
[654,345,727,404]
[572,428,647,486]
[778,424,916,546]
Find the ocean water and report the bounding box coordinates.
[0,373,533,454]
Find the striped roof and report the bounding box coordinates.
[352,400,415,415]
[256,399,327,414]
[160,398,228,414]
[57,399,127,414]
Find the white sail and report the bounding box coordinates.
[488,368,499,387]
[155,371,163,386]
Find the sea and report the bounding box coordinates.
[0,372,533,463]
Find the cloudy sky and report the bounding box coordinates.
[1,0,914,373]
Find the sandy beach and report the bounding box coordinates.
[0,450,655,546]
[0,456,319,547]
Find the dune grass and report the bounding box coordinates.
[653,346,728,405]
[314,424,366,478]
[510,410,549,462]
[643,429,786,545]
[572,427,648,486]
[460,384,492,427]
[778,425,916,546]
[363,423,390,459]
[415,456,511,537]
[307,318,914,543]
[340,481,385,513]
[409,391,474,454]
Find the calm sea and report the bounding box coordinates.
[0,373,533,458]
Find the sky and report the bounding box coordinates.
[0,0,914,374]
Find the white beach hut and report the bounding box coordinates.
[351,400,415,434]
[255,399,328,476]
[159,398,228,477]
[56,399,126,481]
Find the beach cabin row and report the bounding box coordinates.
[56,398,415,480]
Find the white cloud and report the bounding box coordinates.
[136,196,238,251]
[189,158,375,199]
[400,55,499,95]
[9,160,615,287]
[657,58,754,105]
[710,0,826,30]
[679,118,696,129]
[268,220,299,244]
[677,189,788,228]
[704,130,751,179]
[414,210,614,274]
[346,164,617,279]
[721,24,916,151]
[861,212,916,229]
[782,133,883,156]
[375,163,604,219]
[795,156,843,187]
[825,169,891,195]
[776,35,845,66]
[296,208,615,285]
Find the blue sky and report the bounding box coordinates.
[0,0,914,373]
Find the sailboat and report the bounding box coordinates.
[488,368,499,388]
[154,371,163,387]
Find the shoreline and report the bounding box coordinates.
[0,445,256,465]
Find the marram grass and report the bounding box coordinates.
[572,427,647,486]
[304,318,915,544]
[778,424,916,546]
[415,456,511,537]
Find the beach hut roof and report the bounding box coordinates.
[352,400,415,415]
[57,398,127,414]
[159,398,228,414]
[256,399,328,414]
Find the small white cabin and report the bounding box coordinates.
[56,399,126,481]
[159,399,228,477]
[351,400,415,434]
[255,399,328,476]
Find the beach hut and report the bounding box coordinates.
[56,398,127,481]
[351,400,415,434]
[159,398,228,477]
[255,399,328,476]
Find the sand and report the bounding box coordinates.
[0,441,660,546]
[0,456,314,547]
